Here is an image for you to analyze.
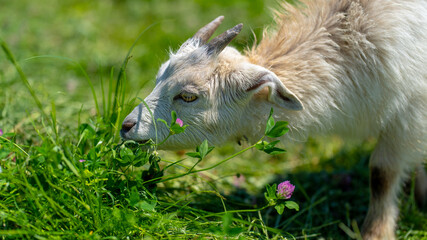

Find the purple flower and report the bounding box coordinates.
[79,159,86,163]
[0,129,3,136]
[277,181,295,199]
[176,118,183,127]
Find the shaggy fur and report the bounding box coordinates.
[246,3,427,238]
[121,0,427,239]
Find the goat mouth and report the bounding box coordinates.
[119,136,151,145]
[137,139,150,144]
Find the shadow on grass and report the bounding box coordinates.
[158,144,372,238]
[180,142,427,239]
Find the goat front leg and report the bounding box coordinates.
[415,164,427,210]
[362,167,398,239]
[361,136,415,240]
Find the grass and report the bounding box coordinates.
[1,0,426,239]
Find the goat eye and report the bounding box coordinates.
[180,93,197,102]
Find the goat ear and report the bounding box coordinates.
[246,70,303,111]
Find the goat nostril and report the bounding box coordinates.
[122,120,136,133]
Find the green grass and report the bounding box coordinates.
[1,1,426,239]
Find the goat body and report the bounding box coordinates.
[121,0,427,239]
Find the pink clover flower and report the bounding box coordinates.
[176,118,183,127]
[277,181,295,199]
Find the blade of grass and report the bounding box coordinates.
[120,71,127,114]
[107,66,115,120]
[99,62,106,117]
[141,98,158,146]
[0,136,29,158]
[51,100,58,140]
[0,39,49,121]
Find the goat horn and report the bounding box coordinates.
[193,16,225,44]
[205,23,243,55]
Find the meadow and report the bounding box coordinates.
[1,0,426,239]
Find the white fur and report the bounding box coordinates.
[122,0,426,238]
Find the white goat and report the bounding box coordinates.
[121,0,427,239]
